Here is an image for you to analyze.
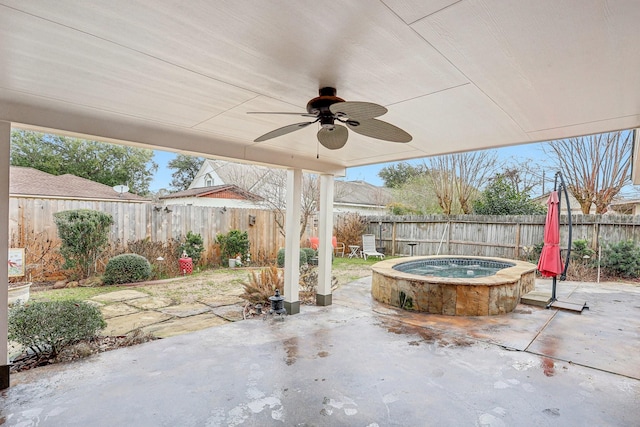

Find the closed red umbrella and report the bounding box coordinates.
[538,191,563,277]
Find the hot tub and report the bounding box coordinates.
[371,256,536,316]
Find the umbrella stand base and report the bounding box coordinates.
[520,291,553,307]
[520,291,589,313]
[546,299,589,313]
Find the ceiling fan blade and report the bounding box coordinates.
[254,121,316,142]
[247,111,317,117]
[330,102,388,120]
[317,124,348,150]
[347,118,412,143]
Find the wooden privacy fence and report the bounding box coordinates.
[9,197,285,276]
[11,197,640,278]
[363,214,640,259]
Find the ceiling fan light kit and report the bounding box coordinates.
[250,87,412,149]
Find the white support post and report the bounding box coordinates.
[316,174,334,305]
[0,121,10,389]
[632,129,640,185]
[283,169,302,315]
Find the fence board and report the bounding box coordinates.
[363,214,640,260]
[9,198,286,277]
[12,198,640,278]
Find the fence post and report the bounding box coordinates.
[514,222,521,259]
[391,220,397,256]
[592,217,599,251]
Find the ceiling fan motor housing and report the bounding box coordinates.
[307,87,344,129]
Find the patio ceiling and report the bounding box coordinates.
[1,1,639,177]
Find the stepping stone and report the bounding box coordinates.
[127,296,173,310]
[91,290,148,303]
[100,303,139,319]
[211,304,245,322]
[142,314,229,339]
[200,295,245,307]
[160,303,211,318]
[103,311,172,336]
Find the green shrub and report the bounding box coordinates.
[178,231,204,264]
[216,230,250,266]
[601,240,640,278]
[571,239,595,261]
[301,248,317,262]
[103,253,152,285]
[53,209,113,279]
[9,300,106,357]
[277,248,307,268]
[473,175,546,215]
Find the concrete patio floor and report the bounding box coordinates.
[1,278,639,426]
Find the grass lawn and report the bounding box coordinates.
[30,256,387,304]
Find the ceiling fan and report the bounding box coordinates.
[248,87,412,150]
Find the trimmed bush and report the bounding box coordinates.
[53,209,113,279]
[301,248,317,262]
[103,253,152,285]
[9,300,106,357]
[601,240,640,278]
[277,248,307,268]
[216,230,250,266]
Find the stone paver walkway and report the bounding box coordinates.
[89,290,246,338]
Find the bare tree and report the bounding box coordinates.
[213,161,273,192]
[250,169,319,238]
[545,131,633,214]
[500,158,544,196]
[371,186,392,209]
[424,151,499,214]
[300,174,320,238]
[424,166,456,214]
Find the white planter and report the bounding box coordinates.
[8,282,32,305]
[228,259,236,268]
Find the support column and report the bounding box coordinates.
[632,128,640,185]
[316,174,334,306]
[0,122,10,389]
[283,169,302,315]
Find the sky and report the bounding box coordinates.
[149,141,639,198]
[149,143,548,191]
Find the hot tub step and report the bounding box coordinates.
[520,291,552,307]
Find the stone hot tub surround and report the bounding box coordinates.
[371,256,536,316]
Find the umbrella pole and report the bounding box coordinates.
[551,276,557,302]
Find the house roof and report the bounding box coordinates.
[609,198,640,207]
[334,180,391,207]
[1,2,639,181]
[9,166,149,202]
[200,160,276,194]
[159,184,262,201]
[196,160,389,207]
